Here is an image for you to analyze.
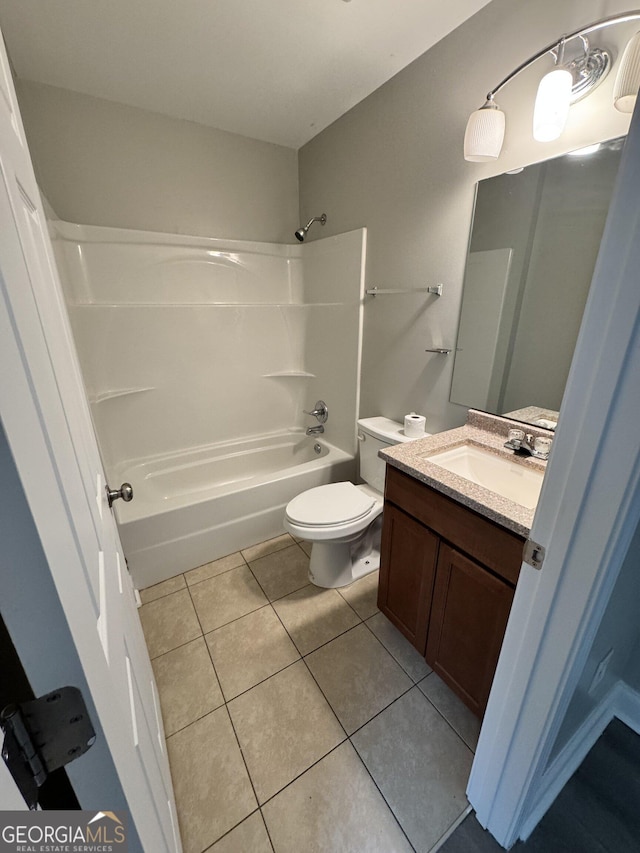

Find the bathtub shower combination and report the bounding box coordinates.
[51,220,366,588]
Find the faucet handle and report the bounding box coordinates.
[505,428,524,450]
[534,436,552,457]
[304,400,328,423]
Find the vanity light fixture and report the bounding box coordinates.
[464,11,640,162]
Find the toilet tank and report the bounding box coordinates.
[357,417,423,493]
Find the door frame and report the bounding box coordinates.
[467,99,640,844]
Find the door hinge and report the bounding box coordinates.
[1,686,96,809]
[523,538,545,570]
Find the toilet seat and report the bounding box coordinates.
[285,481,376,528]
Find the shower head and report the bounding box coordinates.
[294,213,327,242]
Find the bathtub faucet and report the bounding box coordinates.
[304,400,328,437]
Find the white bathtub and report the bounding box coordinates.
[113,431,355,588]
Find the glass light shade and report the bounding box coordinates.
[463,103,505,162]
[614,31,640,113]
[533,67,572,142]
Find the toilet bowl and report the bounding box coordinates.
[284,417,426,588]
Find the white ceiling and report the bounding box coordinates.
[0,0,491,149]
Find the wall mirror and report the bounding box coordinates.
[450,136,624,429]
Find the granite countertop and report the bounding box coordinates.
[380,410,550,538]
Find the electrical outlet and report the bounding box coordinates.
[589,648,614,695]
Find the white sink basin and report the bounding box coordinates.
[424,443,544,509]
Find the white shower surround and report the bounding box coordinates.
[51,220,366,586]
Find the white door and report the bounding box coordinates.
[467,98,640,845]
[0,30,180,851]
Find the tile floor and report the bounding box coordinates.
[139,533,482,853]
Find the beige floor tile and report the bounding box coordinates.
[262,741,413,853]
[140,573,186,604]
[352,687,473,852]
[206,606,300,700]
[228,660,344,804]
[167,707,257,853]
[338,570,380,619]
[272,585,360,655]
[306,624,412,734]
[205,811,273,853]
[241,533,294,563]
[186,552,246,586]
[151,637,224,735]
[139,589,201,659]
[191,565,268,632]
[366,611,432,682]
[249,544,310,601]
[298,540,312,557]
[419,673,482,751]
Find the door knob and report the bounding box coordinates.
[105,482,134,508]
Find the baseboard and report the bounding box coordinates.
[519,682,620,841]
[614,682,640,735]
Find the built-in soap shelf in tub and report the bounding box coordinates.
[261,371,316,379]
[90,387,156,404]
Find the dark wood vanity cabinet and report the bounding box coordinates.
[377,504,439,652]
[378,466,525,718]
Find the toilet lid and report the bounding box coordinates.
[286,482,376,527]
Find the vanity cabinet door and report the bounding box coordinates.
[378,504,439,654]
[426,544,514,718]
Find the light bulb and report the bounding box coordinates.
[533,67,572,142]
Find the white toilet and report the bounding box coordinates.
[284,417,426,588]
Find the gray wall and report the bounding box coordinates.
[17,80,299,243]
[298,0,634,432]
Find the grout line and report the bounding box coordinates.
[345,740,418,853]
[139,582,192,613]
[297,619,362,660]
[256,739,349,809]
[197,808,262,851]
[147,537,474,853]
[222,656,301,705]
[138,574,187,605]
[248,567,312,605]
[266,577,313,603]
[185,558,250,590]
[199,602,272,636]
[241,535,297,563]
[258,808,276,853]
[148,631,203,661]
[346,681,417,739]
[415,679,478,755]
[224,703,262,811]
[266,595,352,732]
[361,615,431,684]
[300,653,349,739]
[164,701,226,740]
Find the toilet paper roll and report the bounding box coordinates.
[404,412,426,438]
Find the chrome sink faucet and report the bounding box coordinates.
[304,400,328,436]
[504,429,552,460]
